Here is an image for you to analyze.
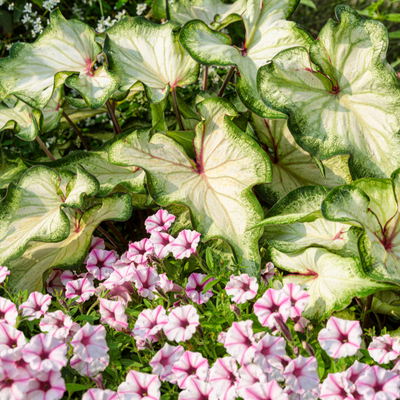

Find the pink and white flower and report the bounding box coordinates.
[236,364,269,397]
[320,371,354,400]
[164,305,200,342]
[45,269,64,295]
[99,298,128,331]
[283,356,319,394]
[225,274,258,304]
[170,230,201,260]
[185,273,214,305]
[86,249,117,281]
[318,317,362,359]
[128,239,154,264]
[261,262,275,285]
[71,323,109,363]
[254,333,287,370]
[118,370,161,400]
[22,333,67,372]
[0,366,31,400]
[39,310,79,342]
[208,357,239,400]
[65,277,96,303]
[244,381,289,400]
[27,370,66,400]
[150,231,174,259]
[103,265,136,289]
[0,266,10,284]
[20,292,52,321]
[254,288,291,330]
[282,283,309,320]
[0,323,27,352]
[224,320,256,366]
[70,353,109,378]
[179,379,217,400]
[82,388,118,400]
[368,335,400,364]
[107,281,135,305]
[0,297,18,326]
[293,316,310,333]
[61,270,84,286]
[172,351,209,389]
[113,252,133,270]
[159,273,182,293]
[134,306,168,340]
[217,332,227,345]
[356,365,400,400]
[84,236,105,263]
[0,347,35,377]
[133,266,160,299]
[145,209,176,233]
[149,343,185,382]
[347,361,370,386]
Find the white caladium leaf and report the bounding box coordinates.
[0,97,42,141]
[259,186,359,256]
[0,9,119,110]
[180,0,312,118]
[6,193,132,293]
[257,5,400,179]
[103,17,200,104]
[271,247,396,320]
[251,114,351,204]
[0,149,27,189]
[168,0,247,30]
[27,133,146,197]
[109,97,271,274]
[322,169,400,286]
[0,165,99,266]
[42,87,65,132]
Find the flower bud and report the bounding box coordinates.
[302,340,316,357]
[229,304,241,317]
[275,314,293,342]
[154,285,168,300]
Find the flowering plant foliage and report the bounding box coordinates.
[2,0,400,397]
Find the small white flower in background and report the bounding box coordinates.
[73,3,84,20]
[0,0,5,6]
[136,3,147,15]
[23,2,33,13]
[22,14,33,24]
[8,2,14,10]
[43,0,60,11]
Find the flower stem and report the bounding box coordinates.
[171,88,185,131]
[218,66,235,97]
[106,100,122,135]
[36,135,55,161]
[62,111,90,151]
[362,294,374,330]
[96,225,124,254]
[165,0,170,20]
[105,220,129,249]
[86,299,100,316]
[203,66,208,91]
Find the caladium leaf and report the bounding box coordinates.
[103,17,200,104]
[24,133,146,197]
[257,5,400,179]
[250,114,351,204]
[321,169,400,286]
[0,9,120,110]
[42,87,65,132]
[180,0,312,118]
[259,186,359,256]
[0,149,27,189]
[6,193,132,294]
[168,0,247,30]
[0,165,99,266]
[271,247,396,320]
[109,97,272,274]
[0,97,42,141]
[360,291,400,319]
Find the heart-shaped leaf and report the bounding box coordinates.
[257,5,400,179]
[0,9,119,110]
[168,0,247,30]
[0,165,99,266]
[258,186,359,256]
[272,247,396,320]
[104,17,200,104]
[109,97,271,274]
[322,169,400,286]
[0,149,27,189]
[180,0,312,118]
[6,193,132,294]
[250,114,351,204]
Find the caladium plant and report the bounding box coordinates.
[0,9,119,110]
[257,5,400,179]
[180,0,312,118]
[109,98,271,274]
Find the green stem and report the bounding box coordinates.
[165,0,170,20]
[218,66,235,97]
[99,0,104,17]
[86,299,100,315]
[171,88,185,131]
[36,135,55,161]
[62,111,90,151]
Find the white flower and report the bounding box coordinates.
[136,3,147,15]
